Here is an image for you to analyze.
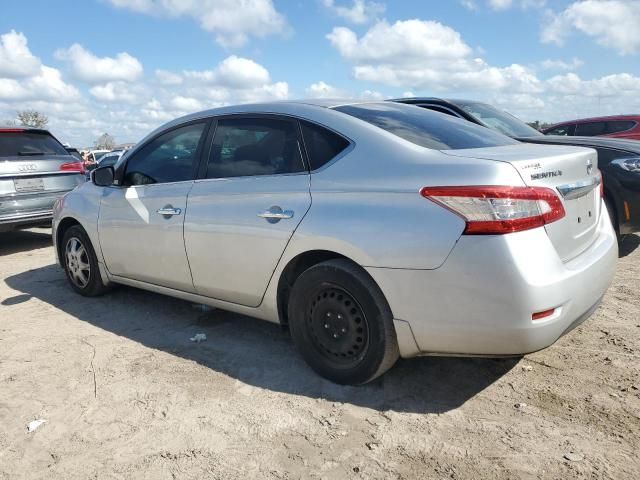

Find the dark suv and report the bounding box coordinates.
[0,127,85,232]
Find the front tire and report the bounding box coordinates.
[61,225,109,297]
[288,259,399,385]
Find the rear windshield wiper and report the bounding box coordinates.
[18,151,45,156]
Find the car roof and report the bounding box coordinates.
[389,97,476,105]
[523,135,640,153]
[546,114,640,128]
[0,125,51,133]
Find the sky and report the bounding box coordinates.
[1,0,639,147]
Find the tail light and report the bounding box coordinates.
[59,161,86,174]
[420,186,565,235]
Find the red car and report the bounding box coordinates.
[542,115,640,141]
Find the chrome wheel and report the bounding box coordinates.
[65,237,90,288]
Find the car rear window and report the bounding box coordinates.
[300,120,350,170]
[333,103,517,150]
[606,120,636,134]
[575,122,606,136]
[0,130,69,158]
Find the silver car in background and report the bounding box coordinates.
[52,101,617,384]
[1,126,85,232]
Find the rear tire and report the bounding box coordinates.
[287,259,399,385]
[61,225,110,297]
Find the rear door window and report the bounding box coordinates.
[606,121,636,134]
[0,130,68,158]
[334,102,517,150]
[300,121,350,170]
[575,122,606,136]
[206,117,306,178]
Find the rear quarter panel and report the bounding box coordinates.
[283,122,526,269]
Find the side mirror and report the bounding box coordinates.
[92,166,115,187]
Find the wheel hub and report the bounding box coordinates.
[308,287,368,362]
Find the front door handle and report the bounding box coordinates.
[258,206,294,223]
[157,206,182,216]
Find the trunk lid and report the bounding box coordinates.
[443,143,601,262]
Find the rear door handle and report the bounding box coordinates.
[258,206,294,222]
[157,207,182,216]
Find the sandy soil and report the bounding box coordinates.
[1,228,639,480]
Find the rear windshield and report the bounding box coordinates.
[333,103,518,150]
[451,101,543,138]
[0,130,68,157]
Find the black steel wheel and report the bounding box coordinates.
[308,286,369,366]
[288,259,399,384]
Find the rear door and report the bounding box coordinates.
[0,128,84,222]
[444,143,602,261]
[98,121,208,292]
[184,115,311,307]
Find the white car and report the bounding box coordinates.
[52,101,617,384]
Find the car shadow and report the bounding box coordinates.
[619,233,640,258]
[5,264,518,414]
[0,228,52,256]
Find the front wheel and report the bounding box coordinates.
[287,259,399,385]
[61,225,110,297]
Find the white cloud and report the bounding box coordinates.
[461,0,545,10]
[0,30,41,78]
[539,58,584,70]
[327,20,541,92]
[0,66,80,102]
[542,0,640,55]
[89,82,142,103]
[305,81,345,98]
[106,0,288,48]
[155,69,183,85]
[0,30,289,147]
[321,0,385,24]
[489,0,513,10]
[170,96,204,111]
[55,44,143,84]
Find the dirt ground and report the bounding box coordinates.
[0,228,639,480]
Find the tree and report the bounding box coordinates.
[95,133,116,150]
[16,110,48,128]
[527,120,552,132]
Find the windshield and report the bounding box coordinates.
[451,101,542,138]
[0,130,69,157]
[93,151,109,161]
[334,102,518,150]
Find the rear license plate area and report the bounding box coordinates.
[14,178,45,193]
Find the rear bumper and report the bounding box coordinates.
[367,208,618,357]
[0,191,69,231]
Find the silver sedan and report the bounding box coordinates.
[52,100,618,384]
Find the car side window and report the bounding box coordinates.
[606,121,636,134]
[124,122,206,186]
[575,121,606,136]
[206,117,305,178]
[300,120,350,171]
[546,125,571,136]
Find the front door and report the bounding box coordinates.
[184,116,311,307]
[98,121,208,291]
